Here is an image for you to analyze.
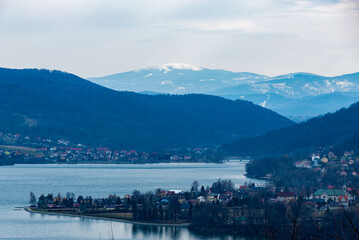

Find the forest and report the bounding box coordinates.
[222,101,359,157]
[0,67,293,150]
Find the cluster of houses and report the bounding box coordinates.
[0,132,218,164]
[36,147,213,164]
[295,151,359,178]
[36,189,236,211]
[0,131,64,145]
[0,148,24,163]
[34,183,358,214]
[237,185,356,210]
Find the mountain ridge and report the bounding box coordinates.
[221,101,359,157]
[0,67,294,150]
[88,63,268,94]
[88,64,359,121]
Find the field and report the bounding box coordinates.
[0,145,39,155]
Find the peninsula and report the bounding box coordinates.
[27,177,359,239]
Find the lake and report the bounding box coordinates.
[0,162,264,240]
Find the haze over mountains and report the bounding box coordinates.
[0,67,294,150]
[89,64,359,122]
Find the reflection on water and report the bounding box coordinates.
[0,163,263,239]
[0,206,252,240]
[131,225,183,240]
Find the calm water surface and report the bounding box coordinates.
[0,162,264,240]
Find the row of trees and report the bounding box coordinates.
[30,192,85,208]
[29,186,359,239]
[190,179,235,194]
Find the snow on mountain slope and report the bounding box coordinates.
[87,63,267,94]
[211,72,359,98]
[148,63,203,73]
[88,65,359,121]
[210,72,359,121]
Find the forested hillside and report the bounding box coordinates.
[222,102,359,157]
[0,68,294,150]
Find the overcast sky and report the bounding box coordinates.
[0,0,358,77]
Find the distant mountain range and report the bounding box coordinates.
[212,72,359,98]
[88,64,359,121]
[211,72,359,121]
[221,101,359,157]
[0,67,293,150]
[88,63,266,94]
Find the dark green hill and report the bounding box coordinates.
[0,68,294,150]
[222,102,359,157]
[333,132,359,154]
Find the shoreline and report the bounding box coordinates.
[25,207,191,227]
[1,161,230,166]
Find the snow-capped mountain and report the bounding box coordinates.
[150,63,203,73]
[88,64,359,121]
[211,72,359,98]
[210,72,359,121]
[87,63,267,94]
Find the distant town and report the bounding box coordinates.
[0,132,222,165]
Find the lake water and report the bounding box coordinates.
[0,162,264,240]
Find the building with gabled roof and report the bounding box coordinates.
[312,189,351,206]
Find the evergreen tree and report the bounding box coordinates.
[188,203,193,220]
[132,200,138,219]
[29,192,36,205]
[159,205,164,220]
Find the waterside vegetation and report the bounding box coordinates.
[28,178,359,239]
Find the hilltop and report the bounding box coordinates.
[0,67,293,150]
[88,64,359,121]
[88,63,266,94]
[222,101,359,157]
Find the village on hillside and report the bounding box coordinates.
[0,132,221,165]
[295,151,359,178]
[291,150,359,208]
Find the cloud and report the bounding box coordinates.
[177,20,260,33]
[0,0,358,77]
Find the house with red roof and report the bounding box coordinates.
[312,189,352,207]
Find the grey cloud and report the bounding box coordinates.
[0,0,358,78]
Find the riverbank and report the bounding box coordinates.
[25,207,191,227]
